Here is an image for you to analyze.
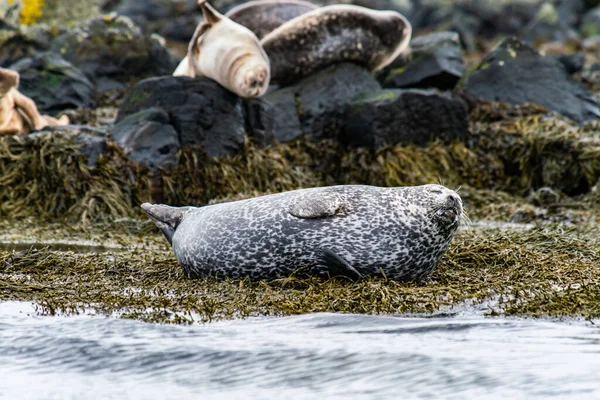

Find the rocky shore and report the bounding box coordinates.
[1,0,600,322]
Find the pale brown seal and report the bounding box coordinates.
[261,5,412,86]
[173,0,270,98]
[225,0,318,40]
[0,67,69,135]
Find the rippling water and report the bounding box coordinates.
[1,302,600,400]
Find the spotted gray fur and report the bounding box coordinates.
[260,4,412,86]
[225,0,318,40]
[142,184,462,281]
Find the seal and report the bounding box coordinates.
[142,184,462,281]
[261,4,412,86]
[0,67,69,135]
[173,0,270,98]
[225,0,318,40]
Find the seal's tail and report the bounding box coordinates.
[141,203,188,245]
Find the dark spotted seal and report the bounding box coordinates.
[142,184,462,281]
[260,4,412,86]
[225,0,318,40]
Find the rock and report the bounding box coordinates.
[581,6,600,37]
[553,52,586,74]
[520,1,583,44]
[343,89,468,149]
[243,98,274,147]
[9,52,97,112]
[116,76,246,158]
[32,125,109,168]
[381,31,465,90]
[0,24,54,67]
[105,0,200,43]
[50,14,175,85]
[461,38,600,124]
[263,63,381,143]
[112,108,180,169]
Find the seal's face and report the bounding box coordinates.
[417,184,463,232]
[233,61,269,97]
[0,68,19,97]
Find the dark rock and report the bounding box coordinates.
[112,108,180,169]
[263,63,381,143]
[0,24,54,67]
[461,38,600,124]
[117,76,246,158]
[581,6,600,37]
[344,89,468,149]
[9,52,97,112]
[381,31,464,90]
[243,98,274,147]
[553,52,586,74]
[520,1,583,43]
[31,125,109,168]
[50,14,176,85]
[105,0,200,43]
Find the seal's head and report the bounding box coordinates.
[415,184,463,234]
[187,0,270,97]
[0,67,19,97]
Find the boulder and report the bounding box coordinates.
[112,108,180,169]
[381,31,465,90]
[116,76,246,158]
[50,14,175,86]
[263,63,381,143]
[520,1,584,44]
[581,6,600,37]
[32,125,109,168]
[243,98,274,147]
[0,24,54,67]
[344,89,468,149]
[461,38,600,124]
[9,52,97,112]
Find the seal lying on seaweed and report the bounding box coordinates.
[0,67,69,135]
[142,184,462,281]
[173,0,270,98]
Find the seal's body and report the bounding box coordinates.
[173,0,270,98]
[142,184,462,281]
[225,0,318,39]
[0,67,69,135]
[261,5,412,86]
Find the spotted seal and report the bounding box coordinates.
[173,0,270,97]
[142,184,462,281]
[260,4,412,86]
[225,0,318,40]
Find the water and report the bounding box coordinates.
[1,302,600,400]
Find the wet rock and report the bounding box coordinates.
[32,125,109,168]
[117,76,246,158]
[461,38,600,124]
[581,6,600,37]
[263,63,381,143]
[343,89,468,149]
[381,31,464,90]
[112,108,180,169]
[0,24,54,67]
[50,14,175,86]
[9,52,97,113]
[243,98,274,147]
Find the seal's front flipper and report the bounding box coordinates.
[289,191,349,219]
[320,248,361,282]
[141,203,189,245]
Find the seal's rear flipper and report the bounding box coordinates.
[320,248,361,282]
[141,203,188,245]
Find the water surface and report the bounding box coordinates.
[1,302,599,400]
